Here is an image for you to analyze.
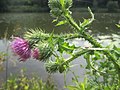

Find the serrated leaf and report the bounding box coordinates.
[80,7,94,29]
[49,0,73,18]
[63,42,75,50]
[112,46,120,62]
[52,18,58,23]
[79,83,85,90]
[64,0,72,9]
[57,38,64,53]
[66,86,80,90]
[116,24,120,28]
[58,40,76,54]
[56,20,67,26]
[93,51,101,60]
[81,18,90,28]
[60,0,64,7]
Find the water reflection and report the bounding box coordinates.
[0,12,120,39]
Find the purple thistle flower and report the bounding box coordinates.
[11,37,31,61]
[32,48,39,59]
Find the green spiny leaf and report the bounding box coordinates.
[80,7,94,29]
[52,18,58,23]
[62,42,76,53]
[64,0,72,9]
[56,20,67,26]
[57,38,76,54]
[24,28,50,45]
[80,18,90,28]
[116,24,120,28]
[49,0,72,18]
[60,0,64,7]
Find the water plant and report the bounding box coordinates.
[10,0,120,89]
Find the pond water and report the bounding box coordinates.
[0,12,120,90]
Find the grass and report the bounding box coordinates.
[0,70,56,90]
[0,52,6,72]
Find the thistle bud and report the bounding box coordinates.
[35,43,53,61]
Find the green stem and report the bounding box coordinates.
[62,49,89,65]
[65,13,120,83]
[87,55,106,75]
[27,32,81,42]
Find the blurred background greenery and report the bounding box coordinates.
[0,0,120,12]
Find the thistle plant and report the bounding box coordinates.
[11,0,120,89]
[11,37,32,61]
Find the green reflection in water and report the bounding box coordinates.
[0,12,120,39]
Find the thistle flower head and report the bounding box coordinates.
[35,42,53,61]
[11,37,31,61]
[32,48,39,59]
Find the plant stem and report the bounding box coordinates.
[62,49,89,65]
[65,13,120,83]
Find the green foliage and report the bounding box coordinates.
[1,71,55,90]
[35,42,53,61]
[0,52,6,61]
[66,73,120,90]
[46,56,70,73]
[57,38,76,54]
[0,52,6,71]
[48,0,72,18]
[56,20,68,26]
[66,72,88,90]
[111,46,120,65]
[24,28,50,45]
[23,0,120,89]
[116,24,120,28]
[80,7,94,30]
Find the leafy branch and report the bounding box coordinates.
[22,0,120,88]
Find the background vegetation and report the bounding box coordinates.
[0,0,120,12]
